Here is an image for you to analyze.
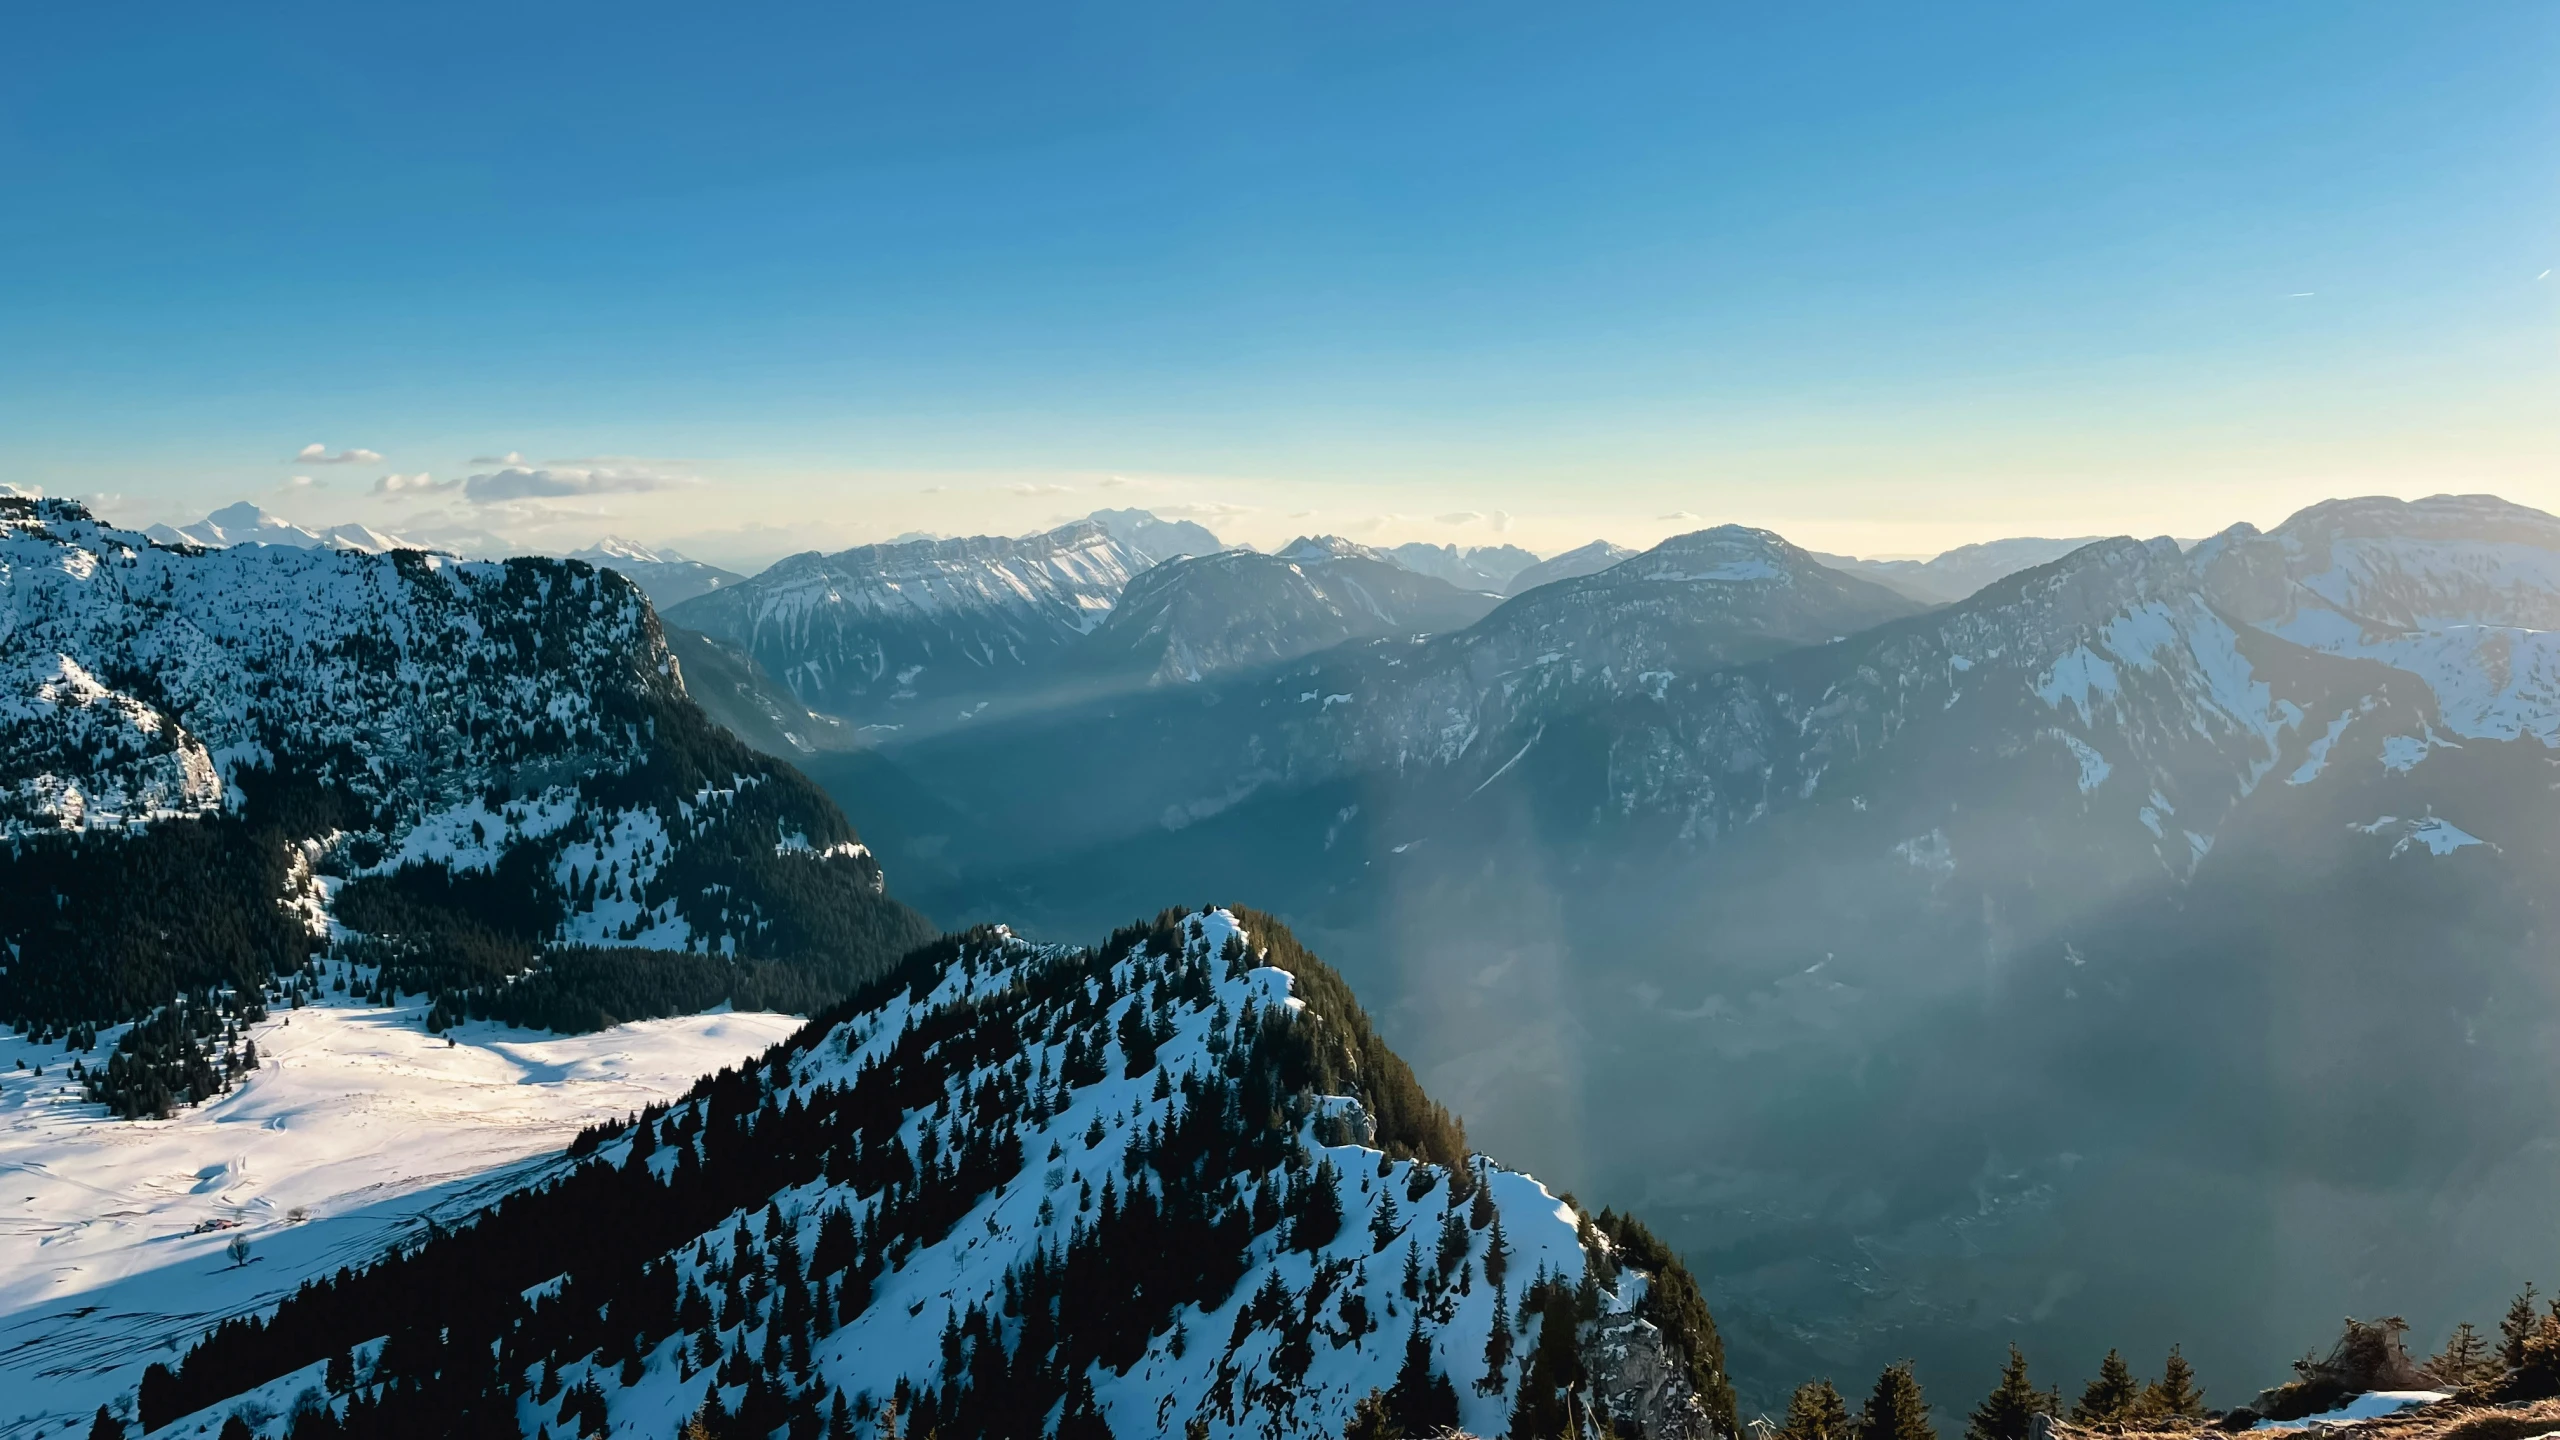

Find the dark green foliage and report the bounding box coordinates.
[2504,1286,2541,1372]
[1345,1388,1402,1440]
[1384,1321,1460,1436]
[1859,1362,1935,1440]
[2073,1349,2138,1423]
[87,1405,124,1440]
[80,987,267,1118]
[1967,1346,2053,1440]
[1509,1272,1588,1438]
[0,817,313,1029]
[1779,1380,1853,1440]
[2141,1346,2206,1419]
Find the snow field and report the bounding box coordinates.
[0,993,801,1439]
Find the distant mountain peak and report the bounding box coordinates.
[1276,534,1392,564]
[1084,507,1223,565]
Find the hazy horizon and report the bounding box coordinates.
[7,3,2551,570]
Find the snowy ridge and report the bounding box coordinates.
[136,910,1734,1440]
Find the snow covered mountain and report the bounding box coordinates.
[1085,539,1505,685]
[818,494,2560,1409]
[1085,508,1225,565]
[1811,535,2108,603]
[129,907,1737,1440]
[662,521,1150,734]
[569,538,748,610]
[1389,542,1541,593]
[142,502,439,556]
[1504,540,1635,595]
[0,496,929,1041]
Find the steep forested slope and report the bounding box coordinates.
[134,908,1736,1440]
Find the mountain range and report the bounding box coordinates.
[795,494,2560,1409]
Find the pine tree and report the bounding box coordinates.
[1483,1215,1511,1291]
[2504,1286,2542,1372]
[1372,1192,1402,1252]
[1860,1362,1936,1440]
[1479,1285,1515,1396]
[1967,1346,2054,1440]
[2424,1324,2494,1389]
[1387,1320,1461,1435]
[87,1406,125,1440]
[1779,1380,1853,1440]
[2074,1350,2139,1423]
[325,1348,354,1394]
[2141,1346,2207,1419]
[1346,1389,1402,1440]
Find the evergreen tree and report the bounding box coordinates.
[2424,1324,2494,1389]
[325,1348,354,1394]
[1483,1215,1510,1291]
[1967,1346,2053,1440]
[1478,1285,1515,1396]
[87,1406,125,1440]
[2141,1346,2207,1419]
[2504,1286,2542,1372]
[2073,1350,2138,1424]
[1860,1362,1936,1440]
[1386,1320,1461,1435]
[1345,1389,1402,1440]
[1371,1192,1402,1252]
[1056,1373,1116,1440]
[1778,1380,1852,1440]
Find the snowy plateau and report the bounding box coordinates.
[0,997,802,1438]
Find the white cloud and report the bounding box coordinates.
[1436,510,1484,526]
[375,472,459,497]
[280,474,323,490]
[1007,482,1076,496]
[295,444,382,465]
[1099,476,1135,489]
[1157,502,1257,519]
[1491,510,1515,532]
[468,451,529,466]
[464,464,686,504]
[1658,510,1700,522]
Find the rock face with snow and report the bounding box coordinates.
[663,521,1150,733]
[1505,539,1635,595]
[132,908,1737,1440]
[1086,540,1505,685]
[1390,541,1541,592]
[0,496,928,1031]
[828,495,2560,1410]
[570,538,747,610]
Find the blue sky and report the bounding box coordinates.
[3,1,2552,566]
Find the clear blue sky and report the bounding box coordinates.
[3,1,2552,566]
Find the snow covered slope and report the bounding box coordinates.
[0,994,802,1439]
[662,521,1149,733]
[131,909,1735,1440]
